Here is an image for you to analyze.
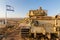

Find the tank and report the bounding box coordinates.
[20,7,59,40]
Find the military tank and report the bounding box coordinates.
[20,7,59,40]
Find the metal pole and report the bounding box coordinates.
[5,6,7,40]
[5,6,7,26]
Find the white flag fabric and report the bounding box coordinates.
[6,5,14,11]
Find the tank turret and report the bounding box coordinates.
[29,7,47,18]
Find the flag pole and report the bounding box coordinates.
[4,5,7,40]
[5,5,7,26]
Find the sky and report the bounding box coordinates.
[0,0,60,18]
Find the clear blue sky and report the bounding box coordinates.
[0,0,60,18]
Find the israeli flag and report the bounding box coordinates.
[6,5,14,11]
